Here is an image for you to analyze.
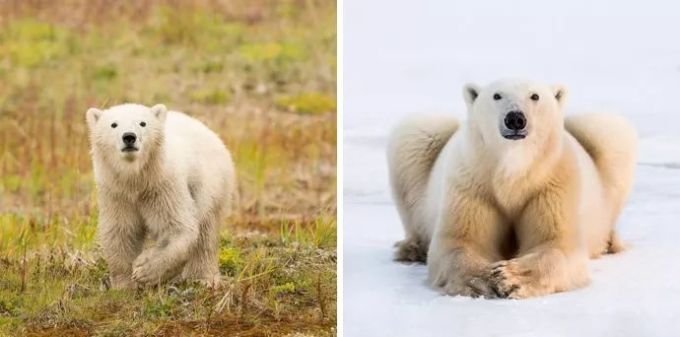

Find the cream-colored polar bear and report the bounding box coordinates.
[387,79,636,299]
[86,103,236,289]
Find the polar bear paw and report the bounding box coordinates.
[435,274,498,299]
[488,260,535,299]
[132,250,167,284]
[394,238,427,263]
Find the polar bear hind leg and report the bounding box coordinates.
[387,116,460,263]
[565,113,637,253]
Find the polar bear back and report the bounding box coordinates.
[163,111,236,213]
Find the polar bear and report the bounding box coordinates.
[86,103,236,289]
[387,79,637,299]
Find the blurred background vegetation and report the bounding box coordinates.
[0,1,336,336]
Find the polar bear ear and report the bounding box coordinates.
[462,83,481,108]
[150,104,167,122]
[552,85,568,108]
[86,108,103,128]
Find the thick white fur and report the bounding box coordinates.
[387,79,637,299]
[86,103,236,288]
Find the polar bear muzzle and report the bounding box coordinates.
[121,132,139,152]
[501,111,527,140]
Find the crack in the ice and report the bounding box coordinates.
[638,162,680,170]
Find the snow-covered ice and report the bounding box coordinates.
[343,1,680,336]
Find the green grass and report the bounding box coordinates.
[0,1,336,336]
[276,92,337,115]
[0,221,336,336]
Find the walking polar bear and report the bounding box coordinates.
[387,79,637,299]
[86,103,236,289]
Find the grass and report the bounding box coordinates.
[0,1,336,336]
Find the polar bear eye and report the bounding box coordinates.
[111,123,118,128]
[530,93,540,101]
[140,121,147,127]
[493,93,502,100]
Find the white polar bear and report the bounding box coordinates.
[387,79,637,299]
[86,103,236,288]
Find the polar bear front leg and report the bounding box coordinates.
[97,199,145,290]
[132,225,198,285]
[428,195,505,298]
[489,188,590,299]
[132,195,199,285]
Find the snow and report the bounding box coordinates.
[342,1,680,336]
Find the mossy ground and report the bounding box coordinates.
[0,1,336,336]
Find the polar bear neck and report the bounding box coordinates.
[465,123,565,193]
[489,130,566,211]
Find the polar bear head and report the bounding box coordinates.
[86,103,167,168]
[462,79,567,149]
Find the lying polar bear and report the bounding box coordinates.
[387,79,637,299]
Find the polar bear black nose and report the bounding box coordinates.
[122,132,137,145]
[504,111,526,131]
